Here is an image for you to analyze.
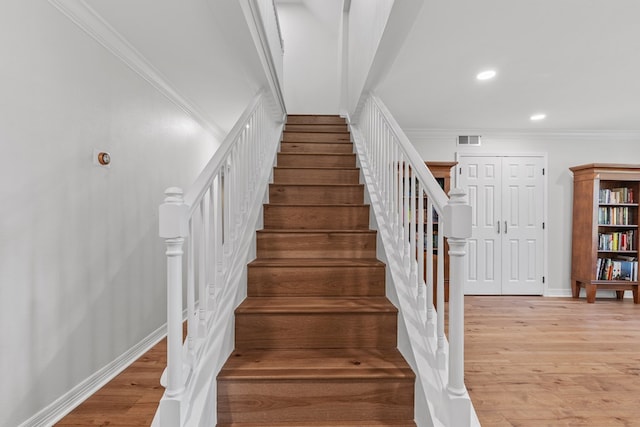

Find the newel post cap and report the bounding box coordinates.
[159,187,189,238]
[443,187,472,239]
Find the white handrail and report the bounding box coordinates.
[351,93,476,427]
[156,91,283,426]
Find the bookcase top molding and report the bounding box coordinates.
[570,163,640,181]
[570,163,640,172]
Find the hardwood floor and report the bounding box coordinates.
[466,296,640,427]
[55,338,165,426]
[56,296,640,426]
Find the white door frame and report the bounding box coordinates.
[455,152,549,296]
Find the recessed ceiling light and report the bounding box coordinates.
[530,113,546,121]
[476,70,496,80]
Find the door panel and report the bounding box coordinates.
[461,157,502,294]
[458,155,545,295]
[501,157,544,295]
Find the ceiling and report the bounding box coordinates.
[377,0,640,132]
[83,0,640,134]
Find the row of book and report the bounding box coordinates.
[598,230,636,251]
[596,257,638,281]
[597,206,634,225]
[599,187,635,204]
[407,208,439,223]
[416,232,439,250]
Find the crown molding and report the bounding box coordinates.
[404,128,640,143]
[47,0,227,142]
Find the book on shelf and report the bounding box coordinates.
[598,206,632,225]
[598,230,636,251]
[423,232,439,250]
[620,262,635,281]
[599,187,635,204]
[597,257,638,281]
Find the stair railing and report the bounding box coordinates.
[156,91,283,426]
[351,94,476,426]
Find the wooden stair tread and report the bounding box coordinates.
[282,134,352,139]
[270,183,363,187]
[257,229,375,234]
[218,421,415,427]
[279,152,355,156]
[286,115,346,125]
[265,203,369,208]
[218,349,414,380]
[284,124,349,132]
[249,258,384,267]
[282,137,352,142]
[275,166,359,170]
[283,130,349,134]
[236,296,397,314]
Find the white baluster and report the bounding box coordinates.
[214,173,224,302]
[417,181,425,313]
[426,199,434,335]
[392,148,399,239]
[409,170,417,286]
[207,185,216,309]
[198,202,207,337]
[158,187,189,426]
[403,159,410,265]
[436,217,446,369]
[186,218,196,364]
[223,163,231,260]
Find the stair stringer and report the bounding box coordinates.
[351,126,480,427]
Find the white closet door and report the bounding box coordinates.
[501,157,545,295]
[458,154,545,295]
[460,157,502,294]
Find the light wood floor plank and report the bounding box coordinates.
[465,296,640,427]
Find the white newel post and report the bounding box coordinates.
[159,187,189,427]
[442,188,472,427]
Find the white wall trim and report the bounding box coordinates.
[18,322,168,427]
[544,289,573,297]
[405,128,640,142]
[46,0,227,141]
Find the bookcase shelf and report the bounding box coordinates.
[570,164,640,303]
[401,161,456,305]
[424,162,456,305]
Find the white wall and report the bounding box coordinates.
[399,128,640,297]
[346,0,394,114]
[84,0,268,134]
[0,1,268,425]
[276,0,342,114]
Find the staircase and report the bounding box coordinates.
[216,115,416,427]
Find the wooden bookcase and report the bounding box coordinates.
[424,161,456,304]
[570,164,640,303]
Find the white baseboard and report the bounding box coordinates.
[19,323,168,427]
[544,289,573,297]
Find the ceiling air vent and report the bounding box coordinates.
[457,135,481,146]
